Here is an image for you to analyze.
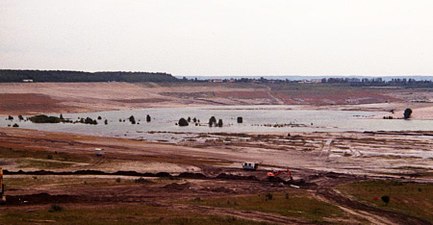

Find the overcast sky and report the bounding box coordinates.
[1,0,432,76]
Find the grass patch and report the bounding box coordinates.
[4,176,137,190]
[0,204,273,225]
[0,147,90,162]
[192,191,346,224]
[16,158,74,169]
[337,180,433,222]
[0,147,91,169]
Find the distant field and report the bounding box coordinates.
[338,180,433,223]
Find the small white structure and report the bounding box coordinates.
[242,162,258,171]
[22,79,33,83]
[95,148,104,157]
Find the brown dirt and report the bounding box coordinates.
[3,82,431,116]
[1,128,432,224]
[0,93,79,115]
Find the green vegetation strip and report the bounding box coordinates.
[0,204,273,225]
[192,191,346,224]
[337,180,433,223]
[0,147,91,169]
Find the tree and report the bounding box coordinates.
[146,115,151,122]
[84,117,97,125]
[129,115,136,124]
[18,115,24,120]
[237,117,243,123]
[29,115,62,123]
[209,116,217,127]
[403,108,412,119]
[104,119,108,125]
[217,119,223,127]
[178,118,189,126]
[381,195,390,205]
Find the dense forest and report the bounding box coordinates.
[0,70,178,82]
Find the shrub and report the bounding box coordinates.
[265,192,273,201]
[134,177,151,184]
[12,123,19,128]
[146,115,151,122]
[84,117,97,125]
[18,115,24,120]
[104,119,108,125]
[29,115,63,123]
[48,204,63,212]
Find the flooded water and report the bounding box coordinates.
[2,106,433,142]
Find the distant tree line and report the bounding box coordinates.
[180,76,433,87]
[321,77,433,88]
[0,70,178,82]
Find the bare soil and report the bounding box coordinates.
[1,127,432,224]
[2,82,432,117]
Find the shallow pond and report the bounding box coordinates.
[2,105,432,142]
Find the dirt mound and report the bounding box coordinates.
[178,172,208,179]
[216,173,258,181]
[208,186,236,193]
[163,182,191,191]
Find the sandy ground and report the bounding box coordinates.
[2,82,433,118]
[1,128,432,224]
[1,83,433,224]
[1,127,432,180]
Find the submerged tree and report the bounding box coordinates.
[129,115,136,124]
[237,117,243,123]
[208,116,217,127]
[217,119,223,127]
[403,108,412,119]
[178,118,189,127]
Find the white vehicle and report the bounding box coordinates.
[242,162,259,171]
[95,148,105,157]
